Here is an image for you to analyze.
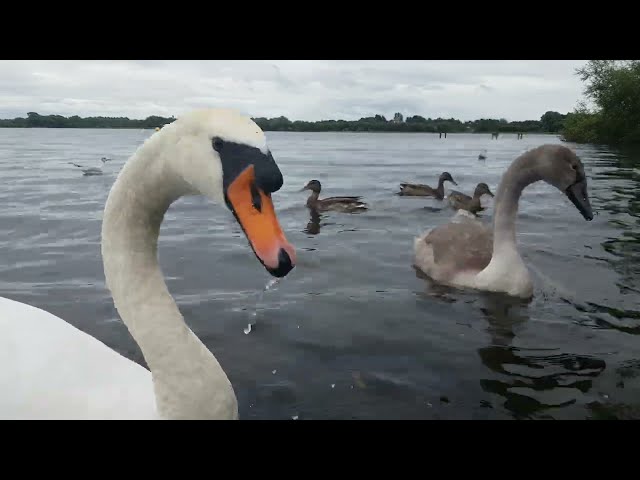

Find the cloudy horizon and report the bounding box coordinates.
[0,60,590,122]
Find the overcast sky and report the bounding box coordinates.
[0,60,589,122]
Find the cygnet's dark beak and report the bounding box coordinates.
[565,180,593,221]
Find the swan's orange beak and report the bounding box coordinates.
[226,166,296,277]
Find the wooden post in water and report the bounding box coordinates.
[491,132,499,139]
[439,131,447,138]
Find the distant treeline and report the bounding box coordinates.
[0,110,567,134]
[0,112,176,129]
[252,111,566,134]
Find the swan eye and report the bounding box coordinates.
[212,137,224,152]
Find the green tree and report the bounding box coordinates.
[540,111,566,133]
[562,60,640,145]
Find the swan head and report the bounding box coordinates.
[163,108,296,277]
[440,171,458,185]
[532,144,593,221]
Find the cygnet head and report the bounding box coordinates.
[529,144,593,221]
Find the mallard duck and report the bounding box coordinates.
[447,182,495,215]
[413,144,593,299]
[397,171,457,199]
[301,179,368,213]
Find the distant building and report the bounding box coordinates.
[393,112,404,123]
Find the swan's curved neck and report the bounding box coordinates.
[101,142,237,419]
[436,178,446,196]
[474,153,543,297]
[490,153,542,262]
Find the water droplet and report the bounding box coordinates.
[292,415,299,420]
[244,277,283,332]
[272,369,277,375]
[331,384,335,389]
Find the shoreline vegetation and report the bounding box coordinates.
[561,60,640,146]
[1,61,636,148]
[0,111,566,135]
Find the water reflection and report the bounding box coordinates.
[586,358,640,419]
[570,299,640,335]
[304,208,322,235]
[591,146,640,293]
[415,269,608,419]
[476,294,606,419]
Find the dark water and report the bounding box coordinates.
[1,128,639,420]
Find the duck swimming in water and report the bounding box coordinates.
[413,144,593,299]
[447,182,495,215]
[397,171,457,199]
[301,179,368,213]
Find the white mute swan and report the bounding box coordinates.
[413,144,593,299]
[0,108,297,419]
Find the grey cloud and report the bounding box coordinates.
[0,60,588,121]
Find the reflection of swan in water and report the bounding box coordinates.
[68,157,112,176]
[475,294,606,419]
[413,270,607,419]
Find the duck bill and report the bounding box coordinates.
[225,166,296,277]
[565,180,593,221]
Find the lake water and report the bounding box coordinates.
[1,128,639,420]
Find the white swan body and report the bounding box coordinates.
[0,296,158,419]
[413,144,594,299]
[1,108,296,419]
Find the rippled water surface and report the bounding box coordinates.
[1,128,639,419]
